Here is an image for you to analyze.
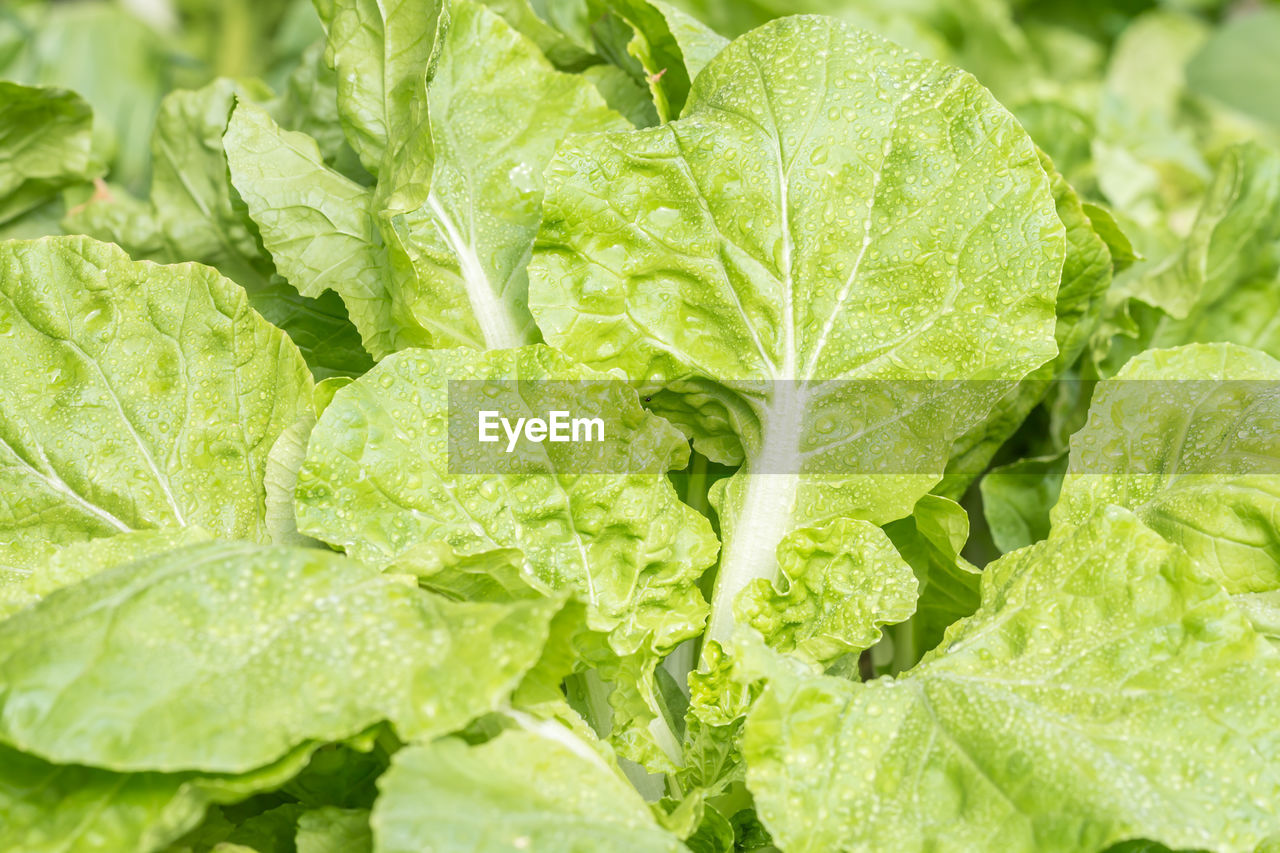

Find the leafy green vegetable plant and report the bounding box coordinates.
[4,0,1280,850]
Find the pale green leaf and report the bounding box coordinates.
[745,508,1280,853]
[0,237,314,570]
[0,540,558,772]
[295,344,716,653]
[0,82,99,225]
[293,344,716,770]
[597,0,715,122]
[735,518,917,668]
[224,100,415,360]
[147,79,277,289]
[530,16,1063,650]
[1052,343,1280,596]
[371,728,686,853]
[377,0,627,351]
[649,0,728,83]
[314,0,442,173]
[1133,142,1280,320]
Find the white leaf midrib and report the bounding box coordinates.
[426,193,523,350]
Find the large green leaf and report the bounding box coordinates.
[0,237,313,571]
[372,727,686,852]
[745,508,1280,852]
[937,148,1113,496]
[295,344,715,652]
[294,344,717,769]
[1052,343,1280,596]
[529,16,1063,647]
[0,541,557,772]
[0,82,99,225]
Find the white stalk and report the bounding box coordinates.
[427,193,524,350]
[703,387,805,652]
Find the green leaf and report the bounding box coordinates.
[64,79,376,380]
[0,526,210,618]
[745,508,1280,852]
[583,64,662,128]
[1135,144,1280,362]
[1132,142,1280,321]
[214,803,307,853]
[263,376,351,546]
[1053,343,1280,596]
[735,518,917,668]
[225,100,412,361]
[648,0,728,83]
[0,82,99,225]
[0,741,316,853]
[479,0,597,69]
[879,493,982,666]
[529,15,1063,650]
[0,540,558,772]
[1082,202,1140,273]
[295,344,716,653]
[371,727,686,853]
[1092,10,1213,240]
[313,0,442,173]
[272,40,370,180]
[596,0,724,122]
[1186,8,1280,130]
[0,237,314,570]
[0,2,176,192]
[1235,592,1280,648]
[980,450,1068,554]
[246,285,376,381]
[376,0,628,351]
[282,740,388,811]
[297,807,373,853]
[293,343,716,770]
[145,79,277,290]
[938,148,1113,496]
